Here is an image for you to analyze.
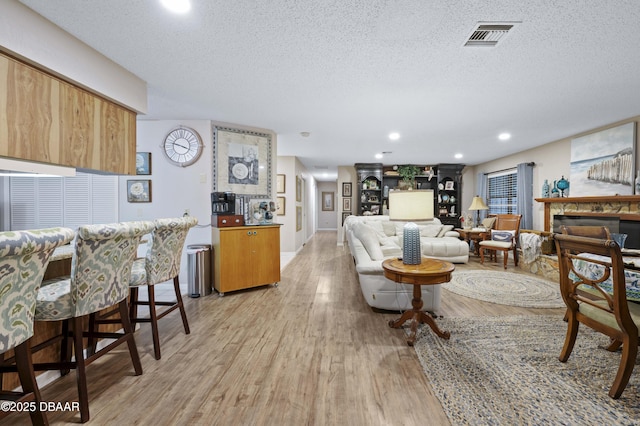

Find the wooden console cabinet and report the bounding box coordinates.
[211,224,281,294]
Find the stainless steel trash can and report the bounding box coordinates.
[187,244,212,297]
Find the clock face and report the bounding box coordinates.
[162,127,203,167]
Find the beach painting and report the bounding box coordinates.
[569,122,636,196]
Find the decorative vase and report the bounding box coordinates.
[551,180,559,198]
[557,176,569,197]
[542,179,550,198]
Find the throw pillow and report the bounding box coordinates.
[354,223,385,261]
[437,224,454,237]
[381,221,396,237]
[418,224,442,238]
[482,217,496,229]
[365,221,387,240]
[491,229,515,243]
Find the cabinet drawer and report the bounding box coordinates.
[211,214,244,227]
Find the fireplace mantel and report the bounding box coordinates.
[536,196,640,232]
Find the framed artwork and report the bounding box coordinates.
[135,152,151,175]
[342,182,352,197]
[213,125,272,198]
[276,174,286,193]
[296,206,302,231]
[276,196,285,215]
[322,192,334,211]
[570,122,636,196]
[445,181,455,191]
[296,176,302,202]
[127,180,151,203]
[343,197,351,212]
[342,212,350,225]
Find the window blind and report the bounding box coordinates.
[487,168,517,215]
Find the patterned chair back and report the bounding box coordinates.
[0,227,75,352]
[143,217,198,284]
[70,221,154,317]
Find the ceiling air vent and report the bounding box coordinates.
[464,22,517,47]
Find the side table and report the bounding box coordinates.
[455,228,487,256]
[382,257,455,346]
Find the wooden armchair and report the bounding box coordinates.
[554,232,639,399]
[479,214,522,269]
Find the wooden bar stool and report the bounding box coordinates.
[128,216,198,360]
[0,227,75,426]
[32,221,154,423]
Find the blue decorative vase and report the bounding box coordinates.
[542,179,550,198]
[402,223,422,265]
[557,176,569,197]
[551,180,559,198]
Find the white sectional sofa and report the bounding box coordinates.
[344,215,469,311]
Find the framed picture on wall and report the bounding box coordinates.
[135,152,151,175]
[296,176,302,201]
[322,192,334,211]
[343,197,351,212]
[127,180,151,203]
[342,212,350,225]
[276,196,285,215]
[296,206,302,231]
[342,182,352,197]
[276,174,286,193]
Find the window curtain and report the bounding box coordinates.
[477,172,488,221]
[516,162,534,229]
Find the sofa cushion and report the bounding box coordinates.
[364,221,387,240]
[353,223,385,261]
[437,224,454,237]
[381,221,397,237]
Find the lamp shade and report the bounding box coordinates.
[468,196,488,211]
[388,190,434,221]
[389,190,434,265]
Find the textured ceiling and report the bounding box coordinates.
[17,0,640,181]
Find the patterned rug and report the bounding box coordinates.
[412,315,640,426]
[444,270,565,308]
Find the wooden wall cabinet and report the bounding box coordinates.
[0,52,136,174]
[211,225,281,294]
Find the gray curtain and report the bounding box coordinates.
[477,172,488,221]
[517,162,534,229]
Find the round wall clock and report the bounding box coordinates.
[162,126,203,167]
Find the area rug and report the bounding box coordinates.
[412,315,640,425]
[443,270,565,308]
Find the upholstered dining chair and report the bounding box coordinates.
[554,231,639,399]
[0,227,75,426]
[479,214,522,269]
[128,216,198,360]
[33,220,154,423]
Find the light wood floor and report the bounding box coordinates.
[4,231,564,425]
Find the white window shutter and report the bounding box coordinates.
[91,174,118,224]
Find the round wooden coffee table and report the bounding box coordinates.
[382,257,455,346]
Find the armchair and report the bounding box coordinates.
[479,214,522,269]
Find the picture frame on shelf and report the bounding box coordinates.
[343,197,351,212]
[342,182,352,197]
[445,181,455,191]
[322,192,334,211]
[276,196,285,215]
[213,125,272,198]
[276,174,286,193]
[135,152,151,175]
[127,180,152,203]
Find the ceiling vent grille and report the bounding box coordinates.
[464,23,516,47]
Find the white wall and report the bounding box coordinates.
[466,116,640,231]
[317,181,338,230]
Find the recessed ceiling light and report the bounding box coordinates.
[300,132,310,137]
[160,0,191,14]
[498,132,511,141]
[389,132,400,141]
[375,153,383,159]
[454,153,463,159]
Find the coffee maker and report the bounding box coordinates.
[211,192,244,227]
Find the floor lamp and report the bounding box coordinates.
[468,195,488,228]
[389,190,434,265]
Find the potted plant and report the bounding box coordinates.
[397,165,421,189]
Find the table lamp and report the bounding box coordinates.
[389,189,434,265]
[468,195,488,228]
